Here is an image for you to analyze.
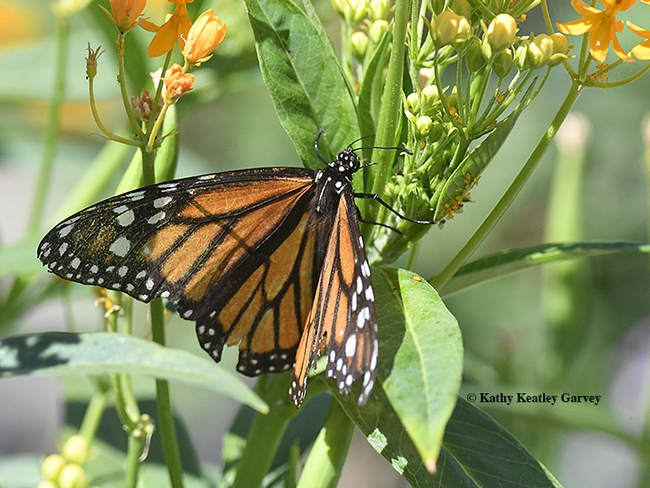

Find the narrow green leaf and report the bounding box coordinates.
[441,241,650,297]
[0,332,268,413]
[376,266,462,470]
[243,0,360,165]
[358,29,392,145]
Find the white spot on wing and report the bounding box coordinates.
[58,224,74,238]
[154,196,173,208]
[109,237,131,257]
[345,335,356,357]
[117,210,135,227]
[147,211,166,225]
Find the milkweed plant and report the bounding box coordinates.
[2,0,650,486]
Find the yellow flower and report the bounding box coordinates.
[182,9,227,65]
[556,0,634,62]
[627,21,650,60]
[101,0,146,32]
[163,64,195,102]
[147,0,194,58]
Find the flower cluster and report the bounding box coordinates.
[85,0,227,154]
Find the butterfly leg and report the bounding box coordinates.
[353,192,436,225]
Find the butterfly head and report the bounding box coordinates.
[329,148,360,178]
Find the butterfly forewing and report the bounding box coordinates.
[289,190,378,407]
[38,168,320,374]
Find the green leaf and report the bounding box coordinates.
[442,398,564,488]
[332,266,463,472]
[441,241,650,297]
[0,332,268,413]
[243,0,360,165]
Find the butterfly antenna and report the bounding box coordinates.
[314,129,329,165]
[352,145,413,156]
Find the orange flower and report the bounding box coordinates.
[627,21,650,60]
[182,9,227,65]
[147,0,194,57]
[163,64,195,102]
[101,0,146,32]
[556,0,635,62]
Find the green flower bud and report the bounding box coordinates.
[493,48,514,78]
[369,19,388,44]
[351,31,369,60]
[428,121,444,142]
[432,11,471,49]
[58,464,88,488]
[331,0,368,27]
[466,38,486,71]
[405,92,420,113]
[550,33,568,55]
[420,85,440,115]
[526,34,554,69]
[61,435,90,465]
[415,116,433,139]
[369,0,391,21]
[549,33,569,66]
[486,14,517,53]
[41,454,66,481]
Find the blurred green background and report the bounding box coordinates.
[1,0,650,486]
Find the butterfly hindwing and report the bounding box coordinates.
[289,190,378,407]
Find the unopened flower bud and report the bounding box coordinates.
[369,0,390,21]
[182,9,227,65]
[486,14,517,53]
[526,34,554,69]
[331,0,368,27]
[369,20,388,43]
[415,115,433,139]
[432,11,471,49]
[466,38,486,71]
[62,435,90,465]
[58,463,88,488]
[420,85,440,115]
[493,48,514,78]
[41,454,66,481]
[549,33,569,65]
[405,92,420,113]
[351,31,369,60]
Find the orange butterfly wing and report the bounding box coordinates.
[290,190,378,407]
[38,169,321,375]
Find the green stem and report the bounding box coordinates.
[369,0,411,207]
[432,81,583,290]
[125,433,145,488]
[116,32,145,139]
[78,379,110,441]
[232,374,299,488]
[28,15,69,232]
[150,299,184,488]
[296,400,355,488]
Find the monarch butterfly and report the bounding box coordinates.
[37,133,431,407]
